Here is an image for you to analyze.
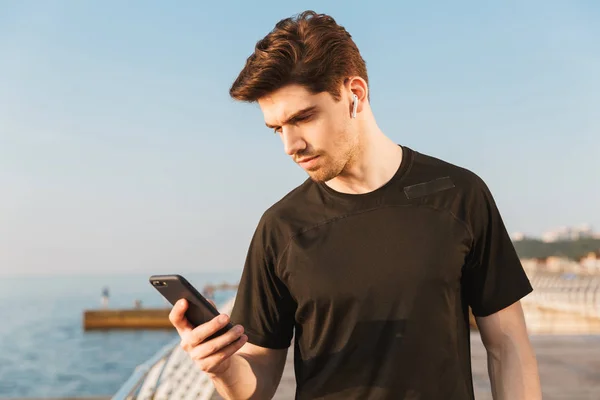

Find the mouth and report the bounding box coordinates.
[297,155,319,164]
[296,155,320,169]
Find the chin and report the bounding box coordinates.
[307,169,339,183]
[302,155,346,182]
[308,174,326,183]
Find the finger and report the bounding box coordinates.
[187,314,233,347]
[168,299,193,335]
[191,334,248,373]
[190,324,245,360]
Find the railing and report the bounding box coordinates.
[524,273,600,318]
[112,296,236,400]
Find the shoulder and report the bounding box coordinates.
[404,147,492,203]
[402,148,510,255]
[253,178,321,246]
[401,147,503,239]
[261,178,316,222]
[408,147,486,188]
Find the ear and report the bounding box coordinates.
[346,76,368,117]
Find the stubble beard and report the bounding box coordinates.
[307,137,360,183]
[306,155,346,182]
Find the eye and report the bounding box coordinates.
[271,113,315,135]
[293,114,312,124]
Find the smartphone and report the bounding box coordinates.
[149,274,234,340]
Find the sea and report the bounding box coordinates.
[0,270,241,398]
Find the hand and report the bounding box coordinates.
[169,298,248,376]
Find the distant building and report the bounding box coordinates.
[545,256,571,272]
[579,250,600,272]
[511,232,526,241]
[520,255,582,274]
[541,224,595,242]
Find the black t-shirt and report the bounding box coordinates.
[230,145,533,400]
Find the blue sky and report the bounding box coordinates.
[1,1,599,275]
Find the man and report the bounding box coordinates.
[169,10,542,400]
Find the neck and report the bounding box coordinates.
[324,116,403,195]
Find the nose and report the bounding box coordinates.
[281,127,306,156]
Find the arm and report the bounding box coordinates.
[476,301,542,400]
[211,342,288,400]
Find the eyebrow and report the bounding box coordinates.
[265,105,318,129]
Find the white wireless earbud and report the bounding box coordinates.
[351,94,358,118]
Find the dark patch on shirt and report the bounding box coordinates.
[403,176,455,199]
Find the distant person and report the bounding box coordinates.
[169,10,542,400]
[101,286,109,308]
[134,299,142,309]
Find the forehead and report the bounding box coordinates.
[258,84,325,125]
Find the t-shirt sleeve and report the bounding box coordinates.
[229,214,296,349]
[462,175,533,317]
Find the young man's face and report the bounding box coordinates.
[258,84,359,182]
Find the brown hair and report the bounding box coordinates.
[229,10,368,102]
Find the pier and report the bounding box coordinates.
[83,308,173,330]
[82,283,238,331]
